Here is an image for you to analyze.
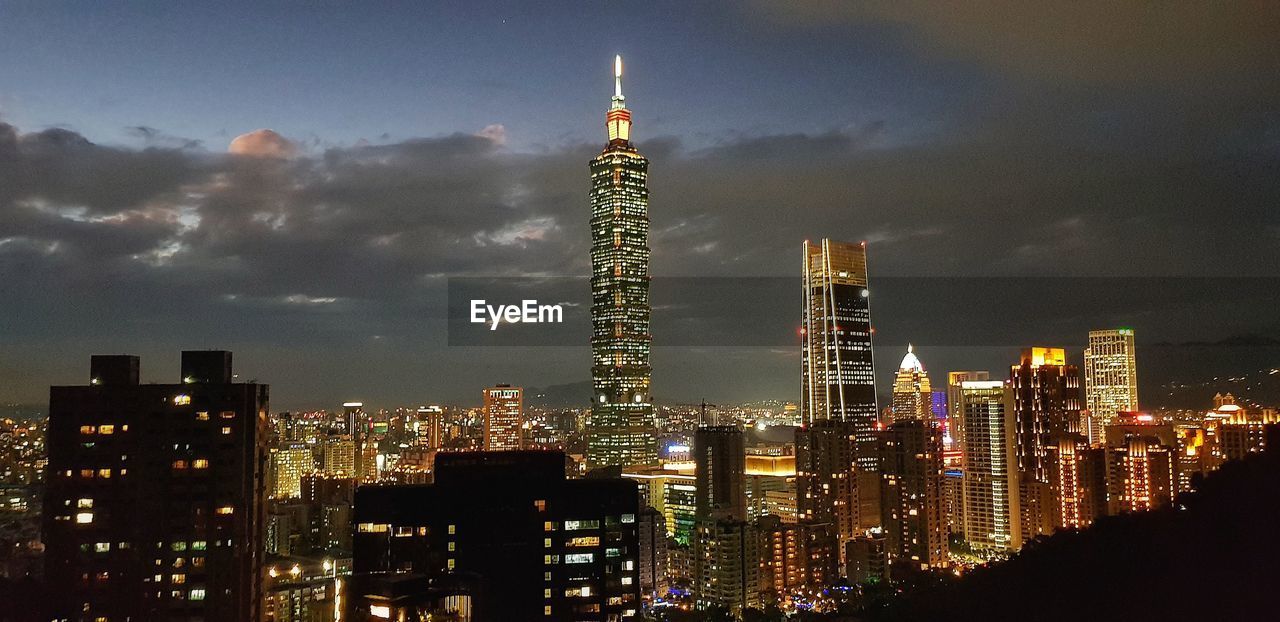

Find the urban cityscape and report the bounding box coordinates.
[2,3,1279,622]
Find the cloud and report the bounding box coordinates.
[752,1,1280,87]
[228,128,297,158]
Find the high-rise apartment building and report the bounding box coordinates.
[587,56,657,470]
[1084,329,1140,444]
[799,239,879,532]
[483,385,523,451]
[693,426,746,521]
[891,345,932,421]
[43,351,268,621]
[957,380,1022,553]
[1105,414,1178,514]
[795,420,858,541]
[946,371,990,469]
[351,451,641,621]
[879,418,948,573]
[272,442,315,499]
[1010,347,1082,542]
[1042,434,1106,530]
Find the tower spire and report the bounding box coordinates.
[605,54,632,144]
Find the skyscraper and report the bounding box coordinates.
[879,418,948,573]
[43,351,268,621]
[958,380,1022,553]
[1084,329,1140,445]
[588,55,657,469]
[483,384,524,451]
[891,344,932,422]
[1104,414,1178,514]
[693,426,747,521]
[946,371,991,469]
[799,239,879,532]
[1010,347,1082,542]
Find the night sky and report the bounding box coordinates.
[2,1,1278,410]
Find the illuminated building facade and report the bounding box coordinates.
[483,385,524,451]
[891,345,932,422]
[43,351,268,621]
[351,451,641,621]
[946,371,990,469]
[958,380,1022,553]
[799,239,878,533]
[322,434,357,477]
[1010,347,1081,541]
[878,418,948,572]
[1084,329,1140,444]
[588,55,657,470]
[758,515,837,596]
[1042,434,1106,529]
[272,443,315,499]
[692,519,760,615]
[1104,415,1178,514]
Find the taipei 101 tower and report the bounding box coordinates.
[587,56,657,469]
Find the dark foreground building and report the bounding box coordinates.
[42,351,269,621]
[350,451,641,621]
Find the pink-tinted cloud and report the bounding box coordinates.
[228,129,297,158]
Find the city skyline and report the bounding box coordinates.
[2,3,1278,410]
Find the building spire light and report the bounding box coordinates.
[614,54,623,98]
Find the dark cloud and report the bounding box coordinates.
[2,25,1278,412]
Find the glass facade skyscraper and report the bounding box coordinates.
[587,56,657,469]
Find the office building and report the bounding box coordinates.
[322,434,357,477]
[483,385,524,451]
[587,55,658,470]
[891,345,932,422]
[957,380,1022,553]
[1084,329,1140,444]
[351,451,641,621]
[43,351,268,621]
[272,443,316,499]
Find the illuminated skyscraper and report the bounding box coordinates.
[1084,329,1140,444]
[588,55,657,469]
[1010,347,1082,542]
[483,384,523,451]
[946,371,990,469]
[799,239,878,532]
[958,380,1022,553]
[891,344,932,421]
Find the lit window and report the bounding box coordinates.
[97,469,112,478]
[80,425,96,435]
[215,506,234,515]
[189,588,205,601]
[369,605,391,619]
[219,411,235,419]
[77,498,94,508]
[544,605,552,616]
[621,576,633,585]
[173,395,191,406]
[447,558,455,570]
[196,411,209,421]
[544,521,555,532]
[192,459,209,469]
[565,553,593,564]
[192,540,207,551]
[447,524,456,535]
[80,469,94,478]
[171,574,186,584]
[621,513,635,523]
[76,512,94,524]
[95,542,110,552]
[99,425,115,435]
[448,541,456,551]
[172,542,187,551]
[220,427,232,435]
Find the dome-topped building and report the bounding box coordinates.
[892,344,933,421]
